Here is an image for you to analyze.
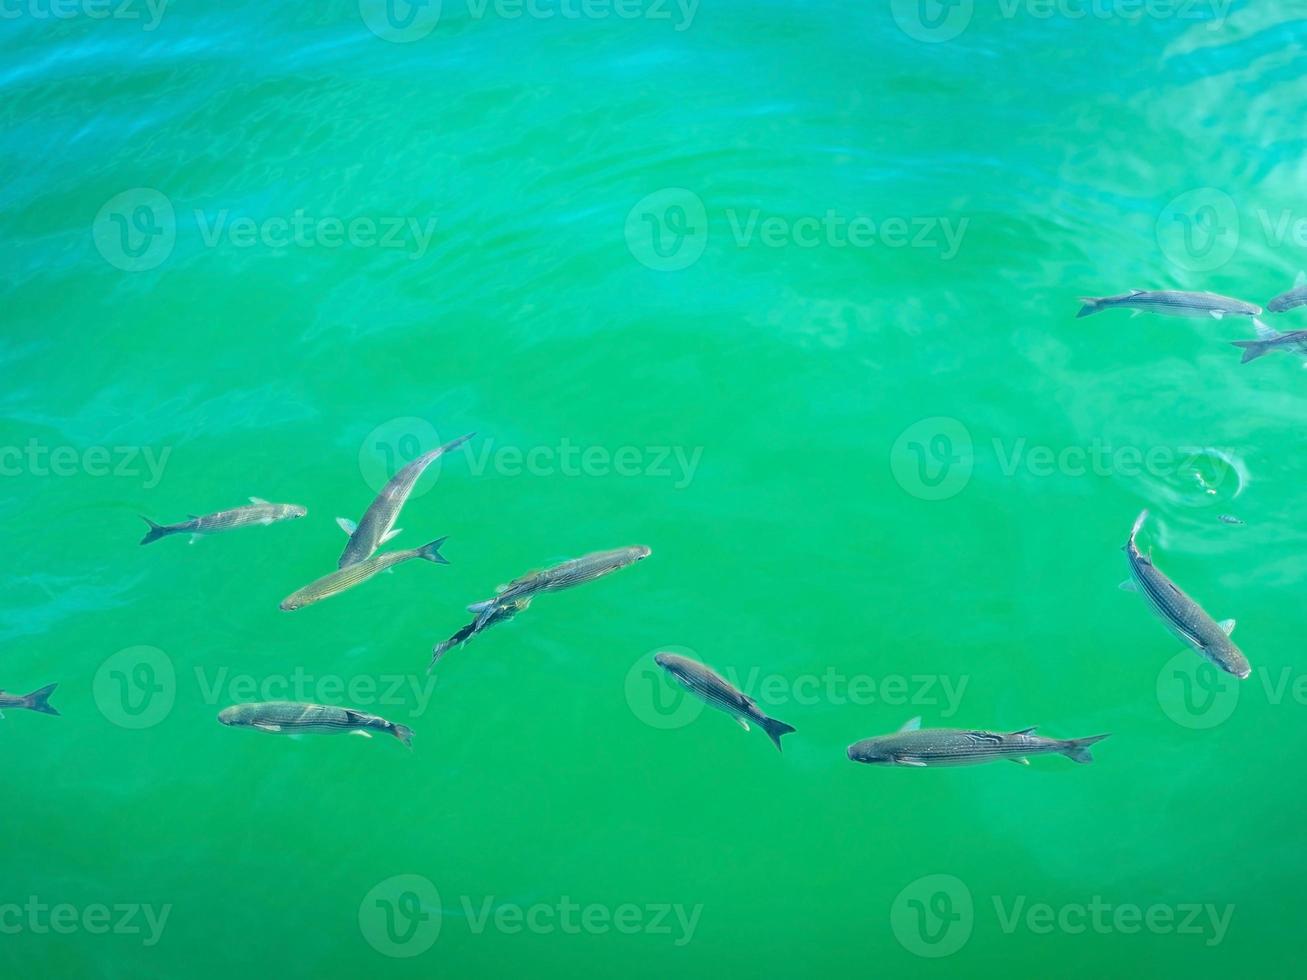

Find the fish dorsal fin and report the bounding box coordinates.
[351,730,373,739]
[336,517,358,536]
[250,496,270,505]
[1009,726,1038,737]
[1129,288,1145,295]
[1254,318,1280,342]
[1218,619,1237,636]
[344,709,367,724]
[898,716,922,733]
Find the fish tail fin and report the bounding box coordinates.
[759,715,797,753]
[1076,297,1104,318]
[1230,340,1272,364]
[1062,733,1110,765]
[391,723,414,749]
[428,639,454,672]
[417,537,449,565]
[1126,509,1149,550]
[139,516,170,546]
[24,683,59,716]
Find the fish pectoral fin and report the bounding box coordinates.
[1009,757,1031,766]
[1218,618,1237,636]
[1118,579,1138,592]
[897,716,923,733]
[250,496,270,505]
[188,535,200,545]
[895,756,927,767]
[735,717,750,732]
[351,730,373,739]
[1129,288,1144,295]
[253,723,282,733]
[380,528,403,544]
[1210,310,1225,319]
[336,517,358,535]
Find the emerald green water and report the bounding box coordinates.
[3,2,1305,976]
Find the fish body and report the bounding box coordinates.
[338,432,474,568]
[280,537,448,611]
[218,701,412,746]
[1077,290,1261,320]
[653,652,796,752]
[429,598,531,670]
[0,683,59,716]
[1267,284,1307,313]
[140,498,307,545]
[468,546,651,623]
[1230,322,1307,364]
[847,717,1107,767]
[1124,510,1250,679]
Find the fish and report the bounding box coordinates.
[653,652,796,752]
[1218,514,1246,526]
[0,683,59,718]
[140,498,307,545]
[1267,284,1307,313]
[218,701,413,747]
[1230,319,1307,364]
[338,431,475,568]
[846,716,1108,767]
[1122,510,1250,679]
[467,545,651,625]
[1076,289,1261,320]
[428,597,531,670]
[280,537,449,611]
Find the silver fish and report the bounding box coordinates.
[1218,514,1246,526]
[218,701,412,747]
[280,537,448,611]
[1123,510,1250,679]
[654,652,796,752]
[0,683,58,717]
[1230,319,1307,364]
[338,432,475,568]
[1267,284,1307,313]
[847,717,1108,767]
[140,498,307,545]
[467,545,651,625]
[1077,289,1261,320]
[428,597,531,671]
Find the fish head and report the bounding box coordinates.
[846,738,892,764]
[217,706,242,727]
[631,545,652,561]
[279,598,301,612]
[1204,637,1252,681]
[286,505,308,519]
[653,652,690,680]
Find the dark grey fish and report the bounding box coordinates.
[847,717,1108,767]
[1077,290,1261,320]
[468,545,651,625]
[0,683,58,717]
[218,701,412,747]
[428,598,531,671]
[280,537,448,611]
[1123,510,1250,679]
[1267,284,1307,313]
[338,432,475,568]
[653,652,796,752]
[1230,322,1307,363]
[140,498,307,545]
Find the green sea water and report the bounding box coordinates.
[4,1,1307,976]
